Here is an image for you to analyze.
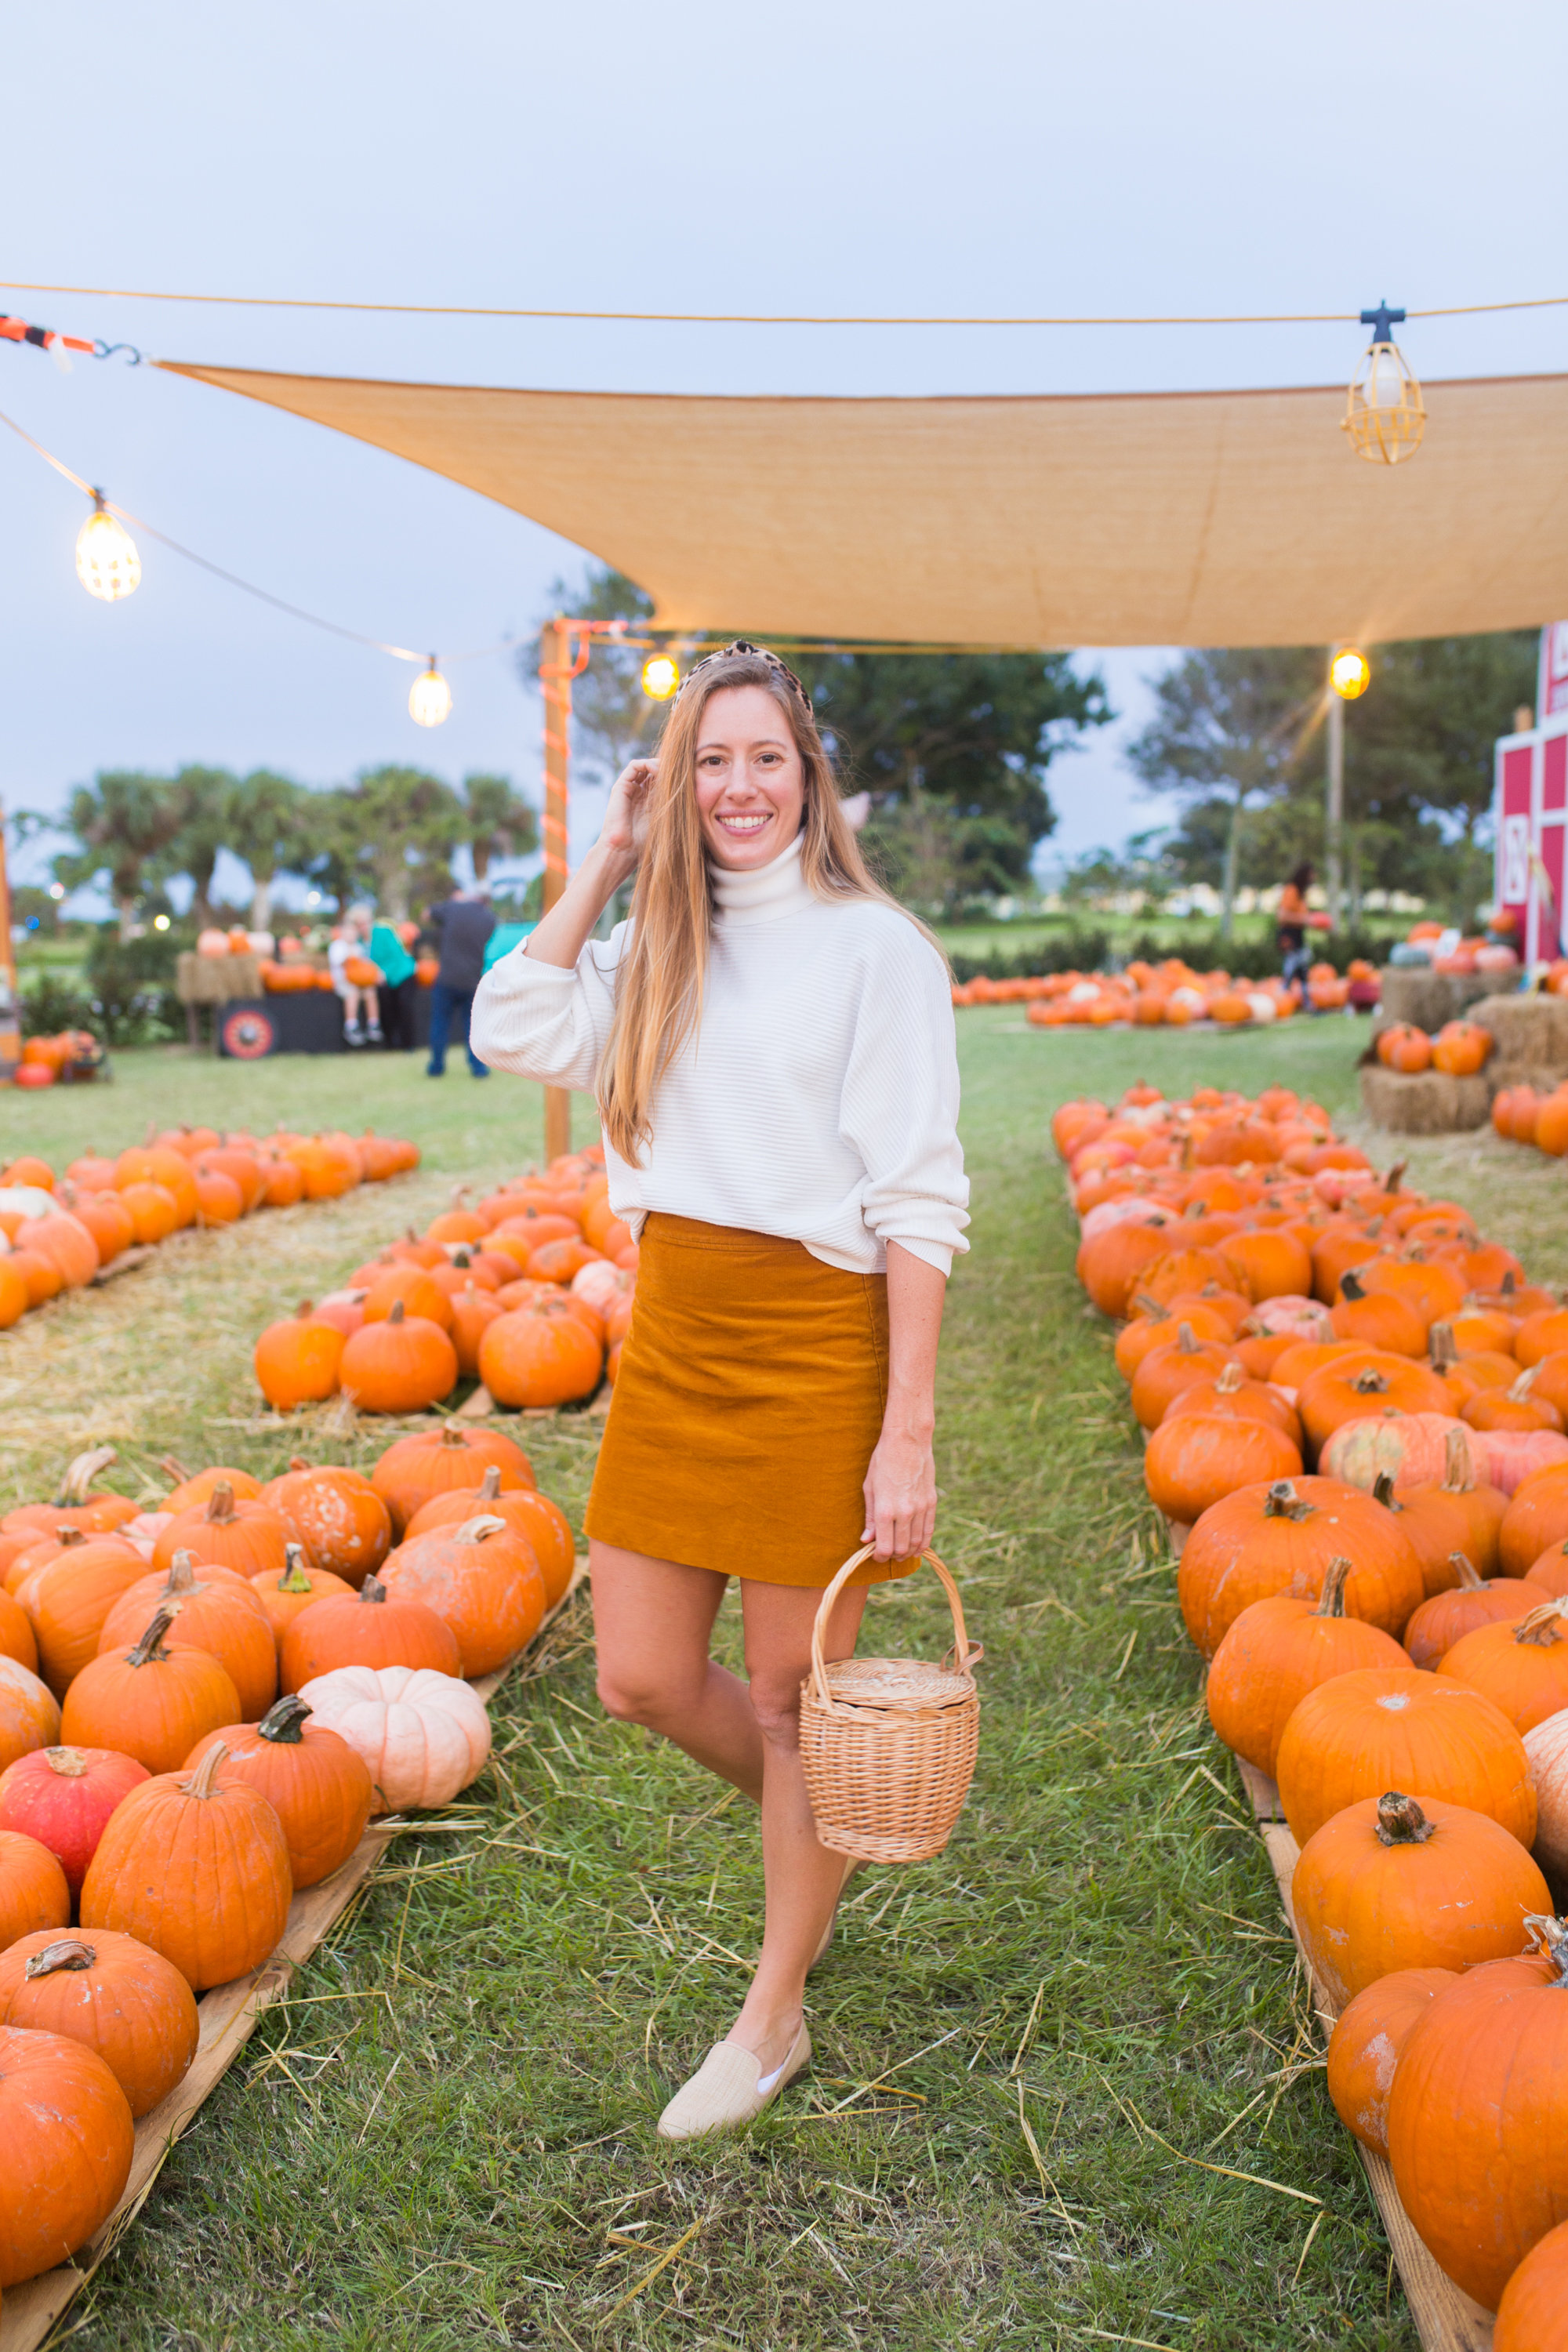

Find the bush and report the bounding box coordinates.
[84,932,183,1047]
[947,923,1396,986]
[20,972,100,1039]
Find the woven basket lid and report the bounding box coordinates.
[818,1655,976,1712]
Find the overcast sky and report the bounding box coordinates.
[2,0,1564,904]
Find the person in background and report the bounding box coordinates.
[328,905,382,1047]
[426,884,496,1077]
[368,913,417,1050]
[1276,862,1315,995]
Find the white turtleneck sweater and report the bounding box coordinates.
[470,834,970,1277]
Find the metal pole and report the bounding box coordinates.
[1325,651,1345,931]
[539,619,575,1163]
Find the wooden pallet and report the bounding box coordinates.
[0,1559,590,2352]
[1232,1755,1495,2350]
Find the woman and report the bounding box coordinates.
[1276,862,1315,994]
[472,643,968,2138]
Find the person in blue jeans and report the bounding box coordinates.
[426,886,496,1076]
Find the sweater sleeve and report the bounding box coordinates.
[470,930,622,1089]
[839,922,970,1277]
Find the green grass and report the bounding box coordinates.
[17,1020,1564,2349]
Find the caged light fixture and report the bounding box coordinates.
[75,492,140,601]
[1342,302,1425,466]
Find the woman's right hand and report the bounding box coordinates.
[597,757,657,877]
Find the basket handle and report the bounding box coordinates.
[808,1544,975,1715]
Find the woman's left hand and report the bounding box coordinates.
[862,1421,937,1562]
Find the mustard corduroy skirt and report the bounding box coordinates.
[584,1213,919,1589]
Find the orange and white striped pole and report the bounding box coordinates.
[539,619,589,1163]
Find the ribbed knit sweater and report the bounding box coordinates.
[469,834,970,1276]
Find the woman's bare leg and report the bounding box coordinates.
[721,1577,867,2072]
[590,1539,764,1798]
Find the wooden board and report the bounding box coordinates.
[0,1559,590,2352]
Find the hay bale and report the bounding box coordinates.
[1377,967,1497,1032]
[1472,993,1568,1069]
[1360,1067,1491,1134]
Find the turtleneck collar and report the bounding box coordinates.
[708,829,815,926]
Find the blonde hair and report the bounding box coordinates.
[598,648,926,1164]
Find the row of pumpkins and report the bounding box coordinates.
[13,1031,105,1091]
[0,1127,419,1330]
[956,958,1379,1022]
[0,1422,576,2295]
[1374,1020,1497,1079]
[252,1147,637,1417]
[1061,1080,1568,2336]
[1492,1080,1568,1160]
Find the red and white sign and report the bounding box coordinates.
[1541,622,1568,720]
[1494,629,1568,965]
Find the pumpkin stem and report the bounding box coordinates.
[1340,1269,1367,1301]
[1441,1428,1475,1494]
[1352,1369,1391,1395]
[455,1514,508,1544]
[1502,1270,1518,1297]
[1372,1472,1401,1512]
[56,1444,118,1505]
[1513,1601,1567,1648]
[160,1453,192,1486]
[296,1299,314,1319]
[128,1609,176,1665]
[1523,1912,1568,1986]
[278,1543,314,1594]
[164,1548,200,1596]
[42,1747,89,1777]
[1509,1366,1540,1402]
[206,1480,236,1525]
[441,1422,470,1448]
[1449,1551,1486,1592]
[1314,1557,1352,1618]
[1212,1363,1245,1396]
[186,1741,228,1800]
[24,1938,95,1978]
[258,1693,313,1744]
[54,1526,87,1549]
[360,1575,389,1606]
[1263,1480,1313,1523]
[1374,1791,1435,1846]
[477,1465,503,1501]
[1383,1160,1408,1193]
[387,1300,406,1325]
[1175,1321,1199,1355]
[1428,1322,1456,1371]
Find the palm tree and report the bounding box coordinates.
[317,768,466,920]
[49,771,188,941]
[154,766,236,927]
[462,773,538,880]
[225,770,313,928]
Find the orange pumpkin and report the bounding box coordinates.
[0,1583,38,1675]
[0,2021,135,2287]
[477,1304,607,1410]
[249,1546,355,1646]
[1274,1666,1536,1849]
[1329,1274,1430,1358]
[79,1739,292,1991]
[1501,1461,1568,1577]
[1075,1219,1179,1319]
[1128,1323,1238,1430]
[61,1610,243,1776]
[1388,1919,1568,2310]
[1177,1475,1425,1657]
[448,1282,506,1376]
[403,1466,575,1607]
[1515,1308,1568,1369]
[1205,1557,1407,1777]
[1217,1228,1312,1301]
[1293,1790,1551,2006]
[370,1423,535,1537]
[1431,1020,1491,1076]
[161,1465,263,1514]
[24,1538,153,1699]
[1494,2216,1568,2349]
[152,1479,292,1582]
[0,1825,71,1947]
[1403,1554,1537,1670]
[260,1460,392,1588]
[1327,1965,1456,2158]
[339,1301,459,1414]
[380,1515,546,1676]
[1438,1599,1568,1733]
[278,1575,462,1694]
[253,1301,346,1408]
[1390,1431,1509,1585]
[185,1694,372,1888]
[0,1926,198,2117]
[97,1551,278,1722]
[0,1654,62,1773]
[1296,1355,1454,1456]
[360,1264,456,1332]
[1143,1407,1302,1526]
[1161,1362,1302,1446]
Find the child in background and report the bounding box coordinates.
[328,906,383,1047]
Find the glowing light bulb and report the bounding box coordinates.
[641,653,680,700]
[153,913,170,931]
[409,660,452,727]
[1331,648,1371,700]
[75,495,140,601]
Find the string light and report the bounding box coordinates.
[1343,303,1425,465]
[1330,648,1370,699]
[408,659,452,727]
[75,492,140,601]
[641,653,680,700]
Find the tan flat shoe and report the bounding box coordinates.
[655,2020,811,2141]
[811,1855,863,1969]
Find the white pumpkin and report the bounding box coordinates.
[570,1261,631,1311]
[1243,1294,1334,1341]
[1524,1708,1568,1892]
[296,1663,491,1812]
[0,1185,56,1225]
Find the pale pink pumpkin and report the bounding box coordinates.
[294,1663,491,1812]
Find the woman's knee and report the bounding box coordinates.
[597,1661,702,1730]
[746,1671,805,1751]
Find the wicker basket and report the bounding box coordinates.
[798,1545,982,1865]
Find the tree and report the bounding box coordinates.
[462,773,539,880]
[311,767,466,920]
[154,766,236,928]
[1125,650,1323,937]
[224,770,314,929]
[791,648,1111,916]
[45,771,188,941]
[522,569,662,787]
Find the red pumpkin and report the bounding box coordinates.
[0,2022,135,2286]
[0,1927,198,2118]
[0,1746,149,1895]
[184,1694,373,1888]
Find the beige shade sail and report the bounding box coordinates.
[158,360,1568,648]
